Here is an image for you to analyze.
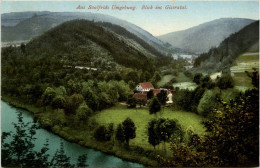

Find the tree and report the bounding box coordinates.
[144,71,152,81]
[156,90,168,112]
[158,86,259,167]
[77,154,88,167]
[152,72,161,83]
[147,118,184,151]
[76,104,93,122]
[193,73,203,85]
[115,124,125,144]
[216,74,234,89]
[126,97,137,108]
[1,112,49,167]
[71,93,84,106]
[67,79,82,95]
[245,68,259,88]
[147,90,154,99]
[52,95,66,110]
[65,94,84,114]
[136,99,147,108]
[42,87,56,107]
[108,123,114,144]
[190,86,205,112]
[1,112,88,167]
[122,118,136,147]
[149,97,161,114]
[50,142,71,167]
[125,71,139,83]
[20,43,26,54]
[148,119,160,149]
[158,118,184,151]
[94,125,112,141]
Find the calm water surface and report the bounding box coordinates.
[1,100,143,167]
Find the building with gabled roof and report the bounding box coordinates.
[133,93,148,101]
[136,82,154,92]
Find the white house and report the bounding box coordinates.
[136,82,154,92]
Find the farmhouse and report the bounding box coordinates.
[134,82,175,104]
[133,93,147,101]
[136,82,154,92]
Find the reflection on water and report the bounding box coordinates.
[1,101,143,167]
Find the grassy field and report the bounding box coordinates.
[157,74,174,87]
[173,82,197,90]
[176,72,192,82]
[170,72,197,90]
[92,104,205,150]
[231,52,259,89]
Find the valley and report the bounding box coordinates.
[1,9,259,167]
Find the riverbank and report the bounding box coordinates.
[1,95,158,167]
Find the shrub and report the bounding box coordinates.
[197,89,219,117]
[126,97,137,108]
[76,104,93,121]
[134,146,145,154]
[217,74,234,89]
[94,125,111,141]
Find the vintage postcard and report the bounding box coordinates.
[1,0,259,167]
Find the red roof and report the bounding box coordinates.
[133,93,147,101]
[150,89,174,95]
[151,89,161,95]
[139,82,154,89]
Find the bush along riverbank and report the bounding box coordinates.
[2,95,160,167]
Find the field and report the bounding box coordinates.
[176,72,192,82]
[157,74,174,87]
[91,104,205,150]
[173,82,197,90]
[231,52,259,90]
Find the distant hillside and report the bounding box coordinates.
[96,22,165,58]
[1,11,50,26]
[158,18,255,54]
[21,20,170,72]
[193,21,259,73]
[2,12,170,54]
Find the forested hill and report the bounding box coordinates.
[193,21,259,72]
[2,12,170,54]
[96,22,166,58]
[22,20,168,71]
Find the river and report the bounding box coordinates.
[1,100,143,167]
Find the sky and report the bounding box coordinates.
[1,1,259,36]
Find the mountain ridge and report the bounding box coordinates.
[2,11,168,54]
[157,18,256,54]
[21,20,171,72]
[193,20,259,73]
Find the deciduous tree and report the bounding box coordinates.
[122,118,136,147]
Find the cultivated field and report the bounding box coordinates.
[231,52,259,89]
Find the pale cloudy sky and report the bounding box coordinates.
[1,1,259,36]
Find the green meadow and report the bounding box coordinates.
[157,74,174,87]
[92,104,205,150]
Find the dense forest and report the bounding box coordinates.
[2,19,171,114]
